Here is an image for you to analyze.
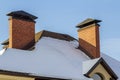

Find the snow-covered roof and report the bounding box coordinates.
[0,37,90,79]
[83,57,118,79]
[83,58,100,74]
[102,53,120,80]
[0,37,119,80]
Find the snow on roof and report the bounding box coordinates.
[0,37,119,80]
[0,49,5,55]
[0,37,90,79]
[102,53,120,80]
[83,58,100,74]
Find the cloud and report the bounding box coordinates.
[101,38,120,61]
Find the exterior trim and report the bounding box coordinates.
[0,69,68,80]
[84,58,118,79]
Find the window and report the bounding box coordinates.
[91,73,104,80]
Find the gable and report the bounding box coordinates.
[84,58,118,80]
[102,53,120,80]
[89,63,112,80]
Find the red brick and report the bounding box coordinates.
[9,17,35,49]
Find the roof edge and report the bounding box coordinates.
[0,69,68,79]
[84,58,118,79]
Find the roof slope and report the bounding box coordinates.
[0,37,90,79]
[0,31,120,80]
[83,58,100,74]
[102,53,120,80]
[1,30,76,50]
[83,58,118,79]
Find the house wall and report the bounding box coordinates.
[89,64,112,80]
[0,74,34,80]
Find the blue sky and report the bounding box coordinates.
[0,0,120,60]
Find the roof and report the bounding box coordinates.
[0,69,69,80]
[76,18,101,28]
[102,53,120,80]
[83,58,100,74]
[83,58,118,79]
[1,39,9,45]
[1,30,76,49]
[0,36,120,79]
[0,30,120,79]
[0,37,90,79]
[7,10,38,20]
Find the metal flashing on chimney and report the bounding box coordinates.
[7,10,38,21]
[76,18,101,28]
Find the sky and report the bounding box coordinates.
[0,0,120,61]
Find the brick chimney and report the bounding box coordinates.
[76,18,101,59]
[7,10,38,50]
